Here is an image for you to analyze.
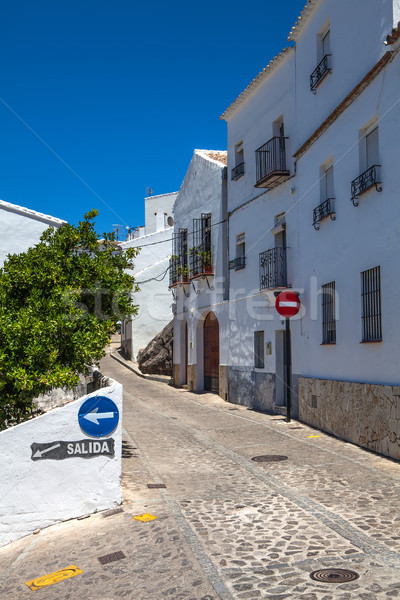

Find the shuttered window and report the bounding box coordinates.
[325,165,334,199]
[322,29,331,56]
[366,126,379,169]
[254,331,264,369]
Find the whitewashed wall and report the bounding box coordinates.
[294,48,400,386]
[0,201,65,267]
[144,192,177,235]
[121,227,173,360]
[172,151,228,390]
[0,378,122,548]
[294,0,394,146]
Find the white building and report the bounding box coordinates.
[120,191,177,360]
[0,199,66,267]
[171,150,228,396]
[170,0,400,459]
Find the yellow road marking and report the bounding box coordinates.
[25,565,82,590]
[133,513,158,522]
[307,435,321,438]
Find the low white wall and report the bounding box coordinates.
[0,378,123,548]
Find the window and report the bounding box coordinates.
[323,165,334,200]
[351,122,382,205]
[254,331,264,368]
[310,21,332,91]
[322,282,336,344]
[322,28,330,58]
[232,141,245,181]
[361,266,382,342]
[366,126,379,170]
[234,233,246,270]
[191,213,213,276]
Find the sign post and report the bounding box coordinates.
[275,291,301,423]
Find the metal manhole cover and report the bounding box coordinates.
[102,507,124,518]
[251,455,288,462]
[310,569,359,583]
[147,483,166,489]
[98,550,126,565]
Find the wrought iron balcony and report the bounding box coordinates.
[229,256,246,271]
[351,165,382,207]
[259,247,287,290]
[190,246,214,278]
[255,136,289,188]
[312,198,336,230]
[231,162,245,181]
[169,256,189,287]
[310,54,332,92]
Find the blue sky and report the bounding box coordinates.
[0,0,305,236]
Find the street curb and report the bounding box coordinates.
[110,351,146,379]
[110,351,173,385]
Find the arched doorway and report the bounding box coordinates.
[204,312,219,392]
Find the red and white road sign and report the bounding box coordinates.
[275,291,301,318]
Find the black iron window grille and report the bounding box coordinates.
[361,266,382,342]
[310,54,332,92]
[259,247,287,290]
[169,228,188,286]
[322,282,336,344]
[190,213,213,277]
[313,198,336,230]
[351,165,382,206]
[231,162,245,181]
[254,331,265,369]
[255,136,289,188]
[229,256,246,271]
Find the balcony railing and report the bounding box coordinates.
[312,198,336,230]
[231,162,245,181]
[259,247,287,290]
[190,246,214,278]
[169,256,190,287]
[351,165,382,206]
[310,54,332,92]
[255,136,289,188]
[229,256,246,271]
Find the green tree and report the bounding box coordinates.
[0,210,139,430]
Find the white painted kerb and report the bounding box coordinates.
[0,377,123,548]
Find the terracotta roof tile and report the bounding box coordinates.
[197,150,228,165]
[385,22,400,45]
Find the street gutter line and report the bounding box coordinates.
[122,426,235,600]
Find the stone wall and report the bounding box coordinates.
[299,377,400,460]
[219,366,228,402]
[187,365,197,392]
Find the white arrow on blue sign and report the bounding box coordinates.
[78,396,119,437]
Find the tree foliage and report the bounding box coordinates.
[0,210,139,430]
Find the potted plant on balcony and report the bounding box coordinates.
[198,249,213,273]
[177,264,190,283]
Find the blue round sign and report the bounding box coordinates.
[78,396,119,437]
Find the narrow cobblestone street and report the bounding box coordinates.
[1,352,400,599]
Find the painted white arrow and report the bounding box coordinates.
[33,443,61,458]
[83,407,115,425]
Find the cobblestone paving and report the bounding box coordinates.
[1,352,400,600]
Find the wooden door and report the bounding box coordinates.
[204,312,219,392]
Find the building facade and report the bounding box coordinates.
[171,0,400,459]
[120,191,177,360]
[170,150,228,397]
[0,199,66,267]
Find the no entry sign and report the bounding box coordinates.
[275,291,300,318]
